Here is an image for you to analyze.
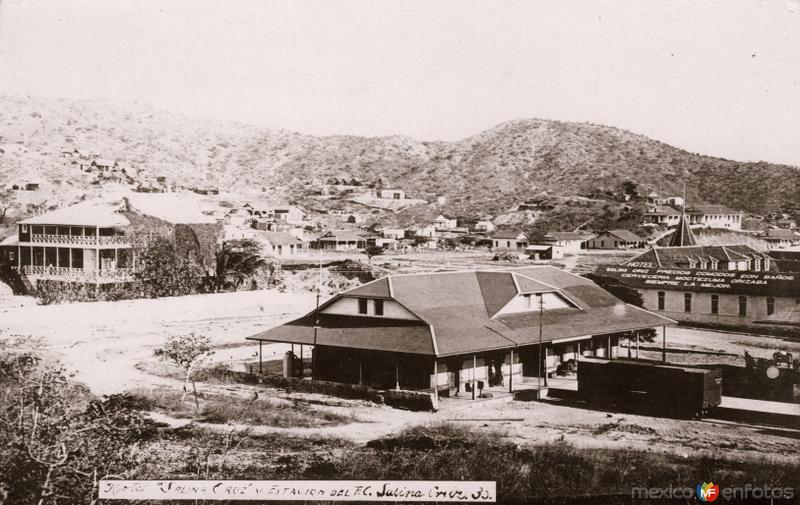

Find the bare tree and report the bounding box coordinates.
[0,189,18,225]
[159,333,215,411]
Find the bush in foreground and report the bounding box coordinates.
[304,423,800,502]
[0,354,152,505]
[128,387,354,428]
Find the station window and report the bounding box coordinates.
[710,295,719,315]
[684,293,692,313]
[738,296,747,317]
[374,299,384,316]
[767,297,775,316]
[358,298,368,314]
[657,291,665,311]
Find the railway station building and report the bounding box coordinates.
[247,266,674,399]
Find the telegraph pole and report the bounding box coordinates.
[537,294,545,394]
[311,238,321,383]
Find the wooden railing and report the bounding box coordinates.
[28,234,130,246]
[22,265,134,282]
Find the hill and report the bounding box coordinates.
[1,94,798,225]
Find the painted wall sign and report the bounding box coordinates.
[598,266,799,297]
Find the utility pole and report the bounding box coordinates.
[311,238,321,383]
[683,182,687,213]
[537,294,545,394]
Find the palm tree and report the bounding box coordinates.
[213,239,268,292]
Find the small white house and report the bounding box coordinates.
[586,230,645,250]
[491,231,529,250]
[260,231,308,257]
[433,215,458,231]
[375,237,399,250]
[665,196,685,207]
[381,227,405,240]
[407,224,437,239]
[686,205,742,230]
[225,208,251,228]
[525,244,564,260]
[542,232,595,254]
[759,229,800,249]
[273,206,307,225]
[223,224,257,241]
[378,189,405,200]
[474,221,496,233]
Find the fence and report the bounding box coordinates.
[29,234,130,246]
[22,265,134,283]
[240,373,436,411]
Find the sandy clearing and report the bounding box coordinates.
[1,289,316,394]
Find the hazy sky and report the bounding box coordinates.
[1,0,799,166]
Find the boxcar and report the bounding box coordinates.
[577,358,722,419]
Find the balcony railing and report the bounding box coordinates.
[22,265,134,283]
[28,234,130,246]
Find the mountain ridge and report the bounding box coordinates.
[1,95,798,221]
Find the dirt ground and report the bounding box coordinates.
[2,288,799,468]
[0,289,316,393]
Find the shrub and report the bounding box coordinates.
[199,397,352,427]
[0,352,150,505]
[134,236,205,298]
[34,280,139,305]
[125,387,353,427]
[304,424,800,500]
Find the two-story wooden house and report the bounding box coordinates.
[11,199,134,286]
[1,194,221,292]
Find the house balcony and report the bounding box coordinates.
[21,265,134,283]
[27,234,130,247]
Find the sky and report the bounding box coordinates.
[0,0,799,166]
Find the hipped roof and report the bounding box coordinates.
[543,231,595,241]
[19,193,216,227]
[491,231,527,239]
[248,266,675,357]
[260,231,305,246]
[685,205,739,215]
[625,244,771,269]
[318,230,367,242]
[20,200,131,227]
[600,229,644,242]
